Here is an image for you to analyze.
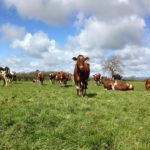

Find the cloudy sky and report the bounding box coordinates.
[0,0,150,77]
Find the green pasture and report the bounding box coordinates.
[0,81,150,150]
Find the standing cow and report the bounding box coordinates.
[49,73,56,84]
[72,55,90,96]
[55,71,70,86]
[0,66,10,87]
[6,71,17,83]
[112,73,122,80]
[145,78,150,90]
[36,71,44,85]
[93,73,101,86]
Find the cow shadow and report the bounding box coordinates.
[64,85,73,88]
[86,93,97,98]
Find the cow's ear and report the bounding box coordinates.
[85,57,89,61]
[72,57,77,61]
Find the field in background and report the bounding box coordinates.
[0,81,150,150]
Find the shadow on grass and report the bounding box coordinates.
[65,85,73,88]
[86,93,97,98]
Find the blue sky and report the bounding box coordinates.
[0,0,150,77]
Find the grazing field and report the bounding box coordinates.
[0,81,150,150]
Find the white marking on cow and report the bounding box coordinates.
[76,86,80,89]
[112,81,117,90]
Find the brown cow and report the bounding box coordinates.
[72,55,90,96]
[145,78,150,90]
[36,71,44,85]
[112,81,134,91]
[93,73,101,86]
[101,77,115,90]
[55,71,70,86]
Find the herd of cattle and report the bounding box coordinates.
[0,55,150,96]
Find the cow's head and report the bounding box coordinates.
[72,55,89,71]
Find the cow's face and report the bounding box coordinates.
[72,55,89,71]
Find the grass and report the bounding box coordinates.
[0,80,150,150]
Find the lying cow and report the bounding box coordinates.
[72,55,90,96]
[93,73,101,86]
[112,81,134,91]
[101,76,115,90]
[145,78,150,90]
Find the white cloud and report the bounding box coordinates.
[2,0,150,77]
[3,0,150,25]
[12,31,53,58]
[0,55,21,70]
[11,31,75,72]
[116,45,150,77]
[69,16,146,50]
[3,0,74,25]
[0,23,26,42]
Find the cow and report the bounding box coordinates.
[101,76,115,90]
[6,71,17,83]
[32,79,37,83]
[145,78,150,90]
[49,73,56,84]
[0,66,10,87]
[55,71,70,86]
[93,73,101,86]
[72,55,90,96]
[112,73,122,80]
[36,71,44,85]
[111,81,134,91]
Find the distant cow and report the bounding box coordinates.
[93,73,101,86]
[6,71,17,83]
[32,79,37,83]
[72,55,90,96]
[49,73,56,84]
[145,78,150,90]
[55,71,70,86]
[0,66,10,87]
[112,74,122,80]
[36,71,44,85]
[112,81,134,91]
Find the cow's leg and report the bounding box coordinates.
[3,78,7,87]
[41,80,44,85]
[77,89,80,96]
[83,82,87,96]
[75,82,80,96]
[83,88,86,96]
[52,79,55,84]
[3,74,8,87]
[96,81,98,86]
[80,82,87,96]
[77,82,81,96]
[2,78,6,86]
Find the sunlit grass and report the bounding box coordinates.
[0,80,150,149]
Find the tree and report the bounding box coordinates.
[102,55,124,77]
